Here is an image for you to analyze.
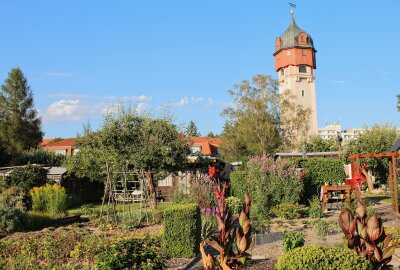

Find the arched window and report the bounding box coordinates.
[280,69,284,76]
[302,90,305,97]
[299,65,307,73]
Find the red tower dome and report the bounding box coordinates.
[273,13,317,72]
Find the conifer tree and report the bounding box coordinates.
[186,120,200,137]
[0,67,43,155]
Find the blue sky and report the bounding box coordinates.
[1,1,399,138]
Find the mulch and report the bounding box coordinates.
[247,259,276,270]
[164,258,192,270]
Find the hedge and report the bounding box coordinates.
[230,171,248,199]
[295,158,344,203]
[162,204,201,258]
[274,245,373,270]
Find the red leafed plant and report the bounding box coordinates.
[338,201,397,269]
[200,179,254,270]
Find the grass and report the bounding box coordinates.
[362,191,391,205]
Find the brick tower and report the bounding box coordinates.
[273,11,318,135]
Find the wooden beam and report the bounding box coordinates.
[393,156,399,213]
[389,160,394,211]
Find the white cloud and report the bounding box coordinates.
[136,102,148,113]
[173,96,189,107]
[191,97,204,104]
[48,93,152,102]
[46,72,72,77]
[44,99,108,123]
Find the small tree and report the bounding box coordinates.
[0,67,43,156]
[186,120,200,137]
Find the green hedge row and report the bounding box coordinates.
[275,245,373,270]
[230,171,248,199]
[162,204,201,258]
[295,158,344,203]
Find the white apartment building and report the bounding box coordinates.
[317,123,364,144]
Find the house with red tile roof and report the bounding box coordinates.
[40,138,80,157]
[187,137,222,163]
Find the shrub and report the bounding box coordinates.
[226,196,242,216]
[0,186,26,211]
[30,184,68,217]
[0,206,25,237]
[311,219,337,237]
[274,245,373,270]
[94,238,163,270]
[282,231,304,252]
[5,164,47,192]
[231,157,303,225]
[308,196,324,219]
[201,215,217,241]
[162,204,201,258]
[271,203,302,220]
[295,158,344,203]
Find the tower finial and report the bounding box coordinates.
[289,2,296,17]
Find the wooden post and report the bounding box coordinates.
[389,160,394,211]
[393,156,399,213]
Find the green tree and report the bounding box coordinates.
[66,106,190,209]
[220,75,280,161]
[0,67,43,156]
[299,135,340,152]
[397,94,400,112]
[186,120,200,137]
[279,90,311,152]
[207,131,217,138]
[344,124,400,185]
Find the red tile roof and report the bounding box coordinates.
[42,138,79,147]
[39,138,54,147]
[190,137,221,156]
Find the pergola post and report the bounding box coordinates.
[392,156,399,213]
[389,160,394,211]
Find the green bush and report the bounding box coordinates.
[311,219,338,237]
[201,215,217,241]
[162,203,201,258]
[271,203,302,220]
[231,157,303,225]
[0,206,25,237]
[226,196,242,216]
[295,158,344,203]
[282,231,304,252]
[274,245,373,270]
[308,196,324,219]
[0,186,26,211]
[29,184,68,217]
[94,238,163,270]
[5,164,47,192]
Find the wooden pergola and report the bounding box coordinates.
[349,152,399,213]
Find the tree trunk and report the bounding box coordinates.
[147,173,157,210]
[362,168,374,192]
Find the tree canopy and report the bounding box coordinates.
[299,135,340,153]
[344,124,400,185]
[220,74,310,161]
[0,67,42,158]
[186,120,200,137]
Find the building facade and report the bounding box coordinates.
[274,11,318,135]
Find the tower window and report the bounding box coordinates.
[287,50,291,56]
[299,65,307,73]
[302,49,306,56]
[280,69,284,76]
[302,90,305,97]
[301,35,305,42]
